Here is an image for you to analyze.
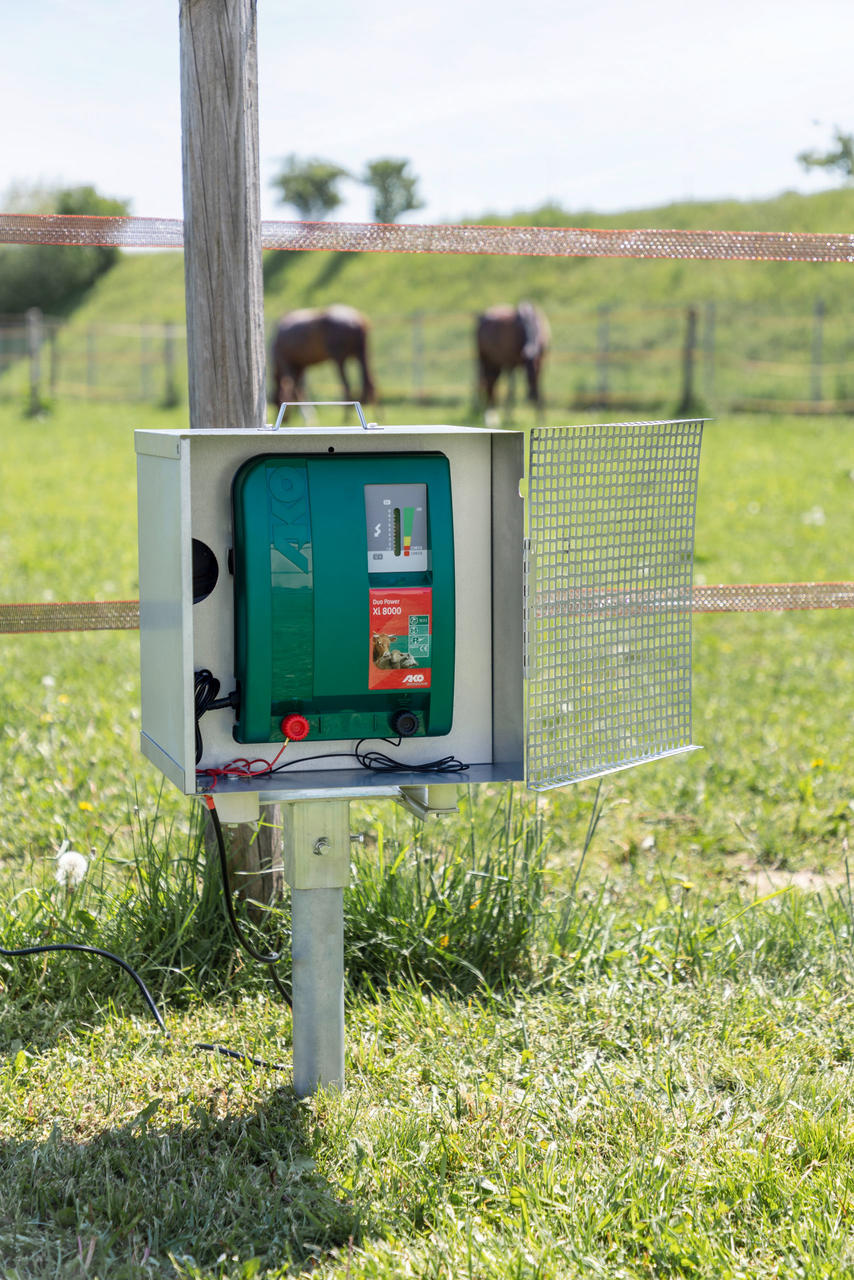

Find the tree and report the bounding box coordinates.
[270,155,350,219]
[362,158,425,223]
[797,127,854,182]
[0,184,129,314]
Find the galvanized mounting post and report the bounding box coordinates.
[282,800,351,1097]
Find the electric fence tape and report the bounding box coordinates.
[2,584,852,635]
[2,214,854,262]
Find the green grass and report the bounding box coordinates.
[1,391,854,1277]
[5,934,854,1278]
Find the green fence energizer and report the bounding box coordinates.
[231,452,455,744]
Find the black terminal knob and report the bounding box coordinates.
[390,709,419,737]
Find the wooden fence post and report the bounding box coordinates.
[596,304,611,404]
[703,301,716,408]
[140,327,152,402]
[161,323,179,408]
[48,322,59,400]
[677,305,699,416]
[411,310,424,401]
[86,328,96,396]
[179,0,280,903]
[179,0,266,431]
[811,297,825,406]
[26,307,43,416]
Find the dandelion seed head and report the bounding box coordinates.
[55,844,88,888]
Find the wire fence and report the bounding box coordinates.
[0,311,183,411]
[2,299,854,415]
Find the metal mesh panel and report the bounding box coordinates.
[525,420,703,790]
[2,213,854,263]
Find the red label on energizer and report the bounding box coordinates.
[369,588,432,690]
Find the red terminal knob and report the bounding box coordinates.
[281,713,310,741]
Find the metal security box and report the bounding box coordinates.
[135,418,703,800]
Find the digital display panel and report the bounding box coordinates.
[364,483,429,573]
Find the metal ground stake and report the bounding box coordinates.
[282,800,351,1097]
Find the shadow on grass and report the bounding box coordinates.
[263,250,354,299]
[311,251,357,293]
[0,1085,366,1277]
[262,249,300,292]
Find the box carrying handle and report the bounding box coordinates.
[272,401,378,431]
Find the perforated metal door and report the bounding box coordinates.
[524,420,703,790]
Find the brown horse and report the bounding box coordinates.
[475,302,550,418]
[270,304,376,409]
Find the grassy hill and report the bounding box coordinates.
[68,186,854,325]
[6,187,854,414]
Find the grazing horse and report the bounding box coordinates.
[270,304,376,409]
[475,302,550,419]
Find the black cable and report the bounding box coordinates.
[261,737,468,777]
[0,942,168,1032]
[354,739,469,773]
[0,942,289,1071]
[194,669,238,765]
[194,669,220,764]
[193,1042,290,1070]
[206,803,293,1008]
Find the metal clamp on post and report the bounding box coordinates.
[396,785,460,820]
[272,401,378,430]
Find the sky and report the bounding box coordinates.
[1,0,853,226]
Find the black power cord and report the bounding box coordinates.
[0,794,295,1065]
[353,739,469,773]
[204,799,293,1008]
[0,942,168,1031]
[194,669,238,765]
[0,941,289,1071]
